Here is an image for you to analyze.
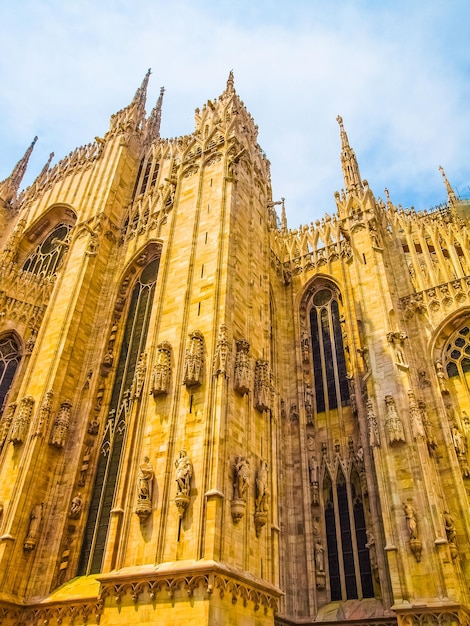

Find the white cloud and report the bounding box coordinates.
[0,0,469,225]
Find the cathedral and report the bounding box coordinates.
[0,70,469,626]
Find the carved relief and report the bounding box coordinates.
[407,389,426,441]
[32,389,53,438]
[175,449,192,518]
[309,455,319,505]
[419,400,437,450]
[183,330,204,387]
[234,339,251,395]
[213,323,230,376]
[10,395,34,445]
[254,360,272,412]
[78,440,93,487]
[0,401,17,447]
[387,331,408,368]
[131,352,147,399]
[403,501,422,562]
[304,383,314,424]
[300,329,310,362]
[366,399,380,447]
[451,424,470,478]
[384,395,406,445]
[150,341,172,396]
[69,493,83,519]
[49,399,72,449]
[135,456,154,521]
[435,358,449,394]
[444,510,458,561]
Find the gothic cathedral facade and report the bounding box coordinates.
[0,71,469,626]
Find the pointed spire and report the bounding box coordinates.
[132,68,152,111]
[110,69,151,135]
[336,115,363,195]
[145,86,165,144]
[226,70,235,93]
[38,152,55,179]
[439,165,458,207]
[0,136,38,206]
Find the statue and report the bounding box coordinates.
[175,449,192,518]
[444,510,457,544]
[435,359,449,394]
[175,449,192,496]
[254,461,270,537]
[24,503,44,552]
[69,493,82,519]
[233,456,250,501]
[403,502,418,540]
[135,456,154,520]
[314,539,325,572]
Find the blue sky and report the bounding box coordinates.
[0,0,469,226]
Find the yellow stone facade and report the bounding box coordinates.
[0,71,469,625]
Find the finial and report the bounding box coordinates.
[336,115,363,195]
[439,165,458,206]
[145,86,165,143]
[281,198,287,230]
[0,135,39,206]
[38,152,55,180]
[226,70,235,92]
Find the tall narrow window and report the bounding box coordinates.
[323,468,373,601]
[78,257,159,575]
[23,223,72,278]
[0,334,21,413]
[309,286,349,413]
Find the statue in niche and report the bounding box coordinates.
[314,539,325,572]
[403,502,418,540]
[385,395,406,444]
[304,384,314,424]
[50,400,72,448]
[131,352,147,399]
[135,456,154,520]
[213,324,230,376]
[78,441,93,486]
[233,456,250,501]
[69,493,83,519]
[435,359,449,394]
[175,449,192,496]
[452,425,466,456]
[300,329,310,362]
[444,510,457,544]
[255,461,269,513]
[24,503,44,552]
[309,455,319,505]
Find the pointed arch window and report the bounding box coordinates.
[0,334,21,413]
[78,256,159,575]
[444,325,470,380]
[23,223,72,277]
[309,286,349,413]
[323,467,373,601]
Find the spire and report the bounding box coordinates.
[336,115,363,195]
[0,136,38,206]
[109,69,151,134]
[38,152,55,180]
[226,70,235,93]
[145,86,165,144]
[439,165,458,207]
[132,68,152,112]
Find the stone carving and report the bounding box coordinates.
[10,395,35,445]
[384,395,406,445]
[254,360,271,412]
[435,359,449,394]
[150,341,172,396]
[304,383,314,424]
[175,449,192,518]
[366,399,380,447]
[309,455,319,505]
[290,403,299,421]
[131,352,147,399]
[78,440,93,486]
[49,399,72,448]
[24,503,44,552]
[408,389,426,440]
[387,331,408,367]
[56,527,75,587]
[183,330,204,387]
[213,323,230,376]
[234,339,251,395]
[232,455,250,523]
[444,510,458,561]
[365,530,380,583]
[254,461,269,537]
[135,456,154,521]
[300,329,310,362]
[347,376,357,414]
[69,493,83,519]
[451,425,470,477]
[418,401,437,450]
[418,369,431,388]
[0,401,16,447]
[314,539,325,572]
[403,501,422,562]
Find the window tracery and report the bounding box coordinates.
[22,223,73,277]
[0,333,22,413]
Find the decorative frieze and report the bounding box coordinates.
[49,399,72,449]
[234,339,251,395]
[183,330,204,387]
[150,341,172,396]
[10,395,34,445]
